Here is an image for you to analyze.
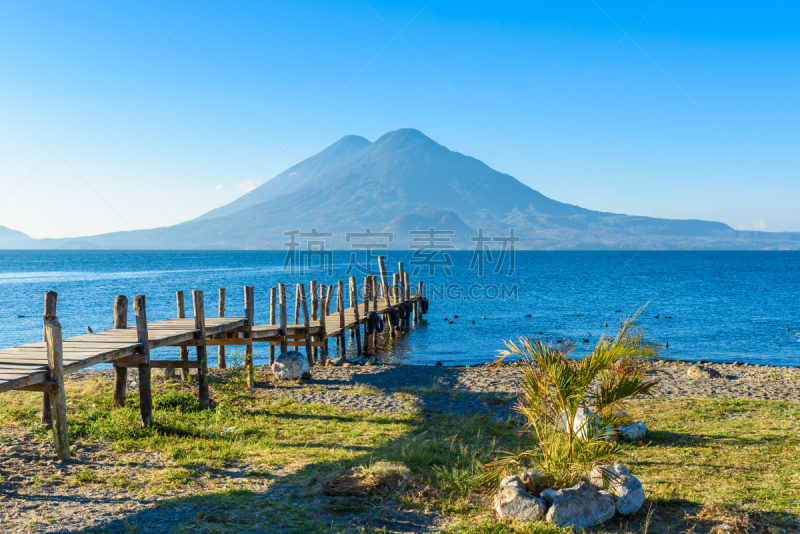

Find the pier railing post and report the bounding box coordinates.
[112,295,129,407]
[319,284,327,365]
[269,287,277,365]
[41,291,57,426]
[44,315,69,461]
[133,295,153,427]
[192,290,210,409]
[338,280,345,357]
[176,291,189,381]
[403,271,410,330]
[294,284,300,325]
[218,288,227,369]
[279,284,288,354]
[371,276,379,350]
[325,285,333,358]
[377,256,393,339]
[363,277,370,350]
[418,281,424,321]
[349,276,362,355]
[298,283,313,367]
[310,280,319,361]
[398,262,406,303]
[244,286,255,387]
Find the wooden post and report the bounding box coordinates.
[325,284,333,357]
[378,256,392,307]
[338,280,345,357]
[298,283,313,366]
[310,280,318,320]
[349,276,362,355]
[363,277,370,350]
[319,284,327,365]
[177,291,189,381]
[133,295,153,427]
[244,286,255,387]
[43,316,69,461]
[218,288,226,369]
[404,271,411,302]
[41,291,57,426]
[269,287,277,365]
[294,284,300,325]
[398,262,406,304]
[279,284,288,353]
[391,273,399,337]
[192,290,210,409]
[310,280,318,361]
[112,295,128,407]
[417,280,424,322]
[371,276,379,350]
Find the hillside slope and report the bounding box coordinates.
[3,128,799,250]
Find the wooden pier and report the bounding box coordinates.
[0,259,428,460]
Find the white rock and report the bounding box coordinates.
[494,485,547,521]
[618,421,647,440]
[500,475,524,489]
[589,463,644,515]
[613,474,645,515]
[556,408,599,439]
[589,461,630,487]
[545,481,616,528]
[271,351,310,379]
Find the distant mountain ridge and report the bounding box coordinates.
[2,128,799,250]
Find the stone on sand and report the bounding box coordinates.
[271,351,310,380]
[686,365,722,379]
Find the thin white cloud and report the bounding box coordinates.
[234,180,261,193]
[215,185,223,191]
[736,220,767,231]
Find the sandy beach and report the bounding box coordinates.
[67,358,800,417]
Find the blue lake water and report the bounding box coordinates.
[1,250,799,367]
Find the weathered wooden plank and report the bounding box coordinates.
[0,372,48,394]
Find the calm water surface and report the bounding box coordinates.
[1,250,798,367]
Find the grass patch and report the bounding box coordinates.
[341,383,385,396]
[0,371,798,533]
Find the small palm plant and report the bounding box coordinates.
[482,304,660,491]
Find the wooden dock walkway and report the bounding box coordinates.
[0,258,428,460]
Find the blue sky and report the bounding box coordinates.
[1,1,799,238]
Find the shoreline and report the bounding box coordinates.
[66,358,800,412]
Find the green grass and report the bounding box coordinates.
[0,370,798,533]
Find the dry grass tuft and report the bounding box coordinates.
[323,461,410,496]
[685,503,770,534]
